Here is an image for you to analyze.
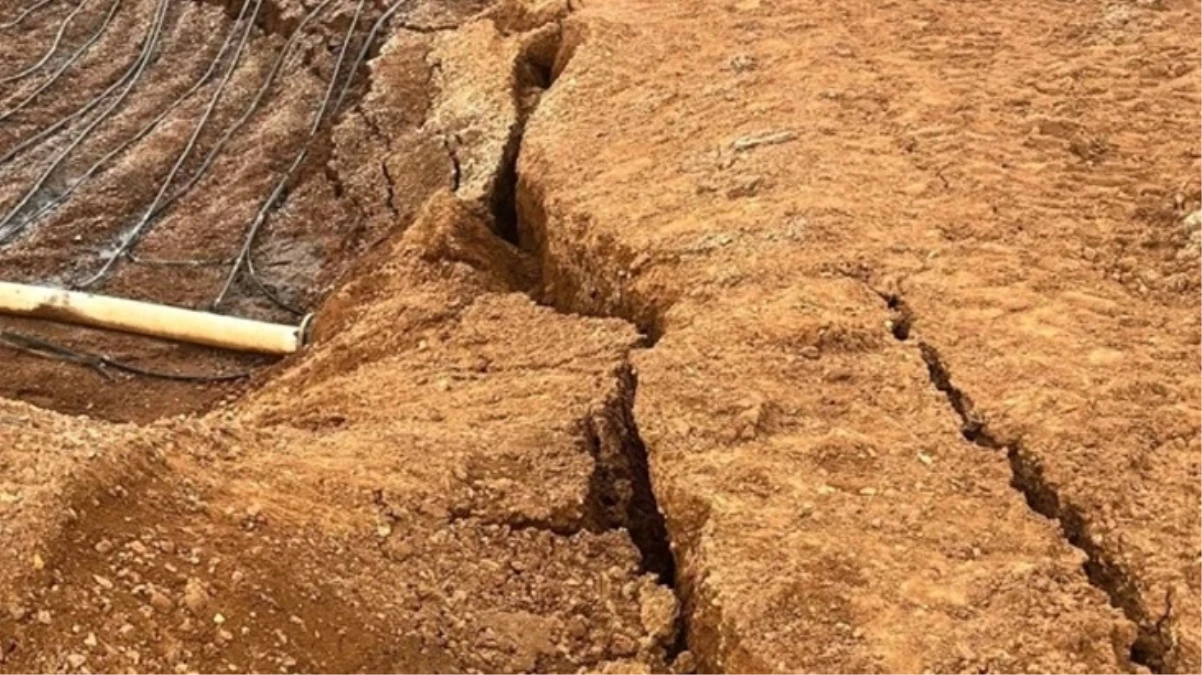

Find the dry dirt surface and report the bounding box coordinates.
[0,0,1199,673]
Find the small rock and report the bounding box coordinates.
[638,584,678,644]
[609,633,638,657]
[94,540,113,555]
[671,651,697,674]
[66,654,86,669]
[36,610,52,625]
[729,54,757,72]
[84,633,98,648]
[182,578,209,614]
[93,575,114,590]
[213,613,226,625]
[732,130,796,152]
[150,590,174,612]
[859,487,878,496]
[725,175,763,199]
[1181,209,1201,234]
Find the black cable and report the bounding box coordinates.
[71,0,334,285]
[0,0,122,124]
[0,0,56,31]
[0,0,163,172]
[0,0,170,244]
[1,0,269,237]
[0,0,91,85]
[78,0,262,286]
[214,0,403,311]
[0,330,251,382]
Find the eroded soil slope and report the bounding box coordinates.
[0,0,483,420]
[1,2,683,672]
[0,195,681,673]
[0,0,1199,673]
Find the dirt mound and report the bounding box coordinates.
[0,196,681,673]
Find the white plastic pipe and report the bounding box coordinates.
[0,281,311,355]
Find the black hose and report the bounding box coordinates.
[214,0,405,311]
[0,0,92,85]
[0,0,170,244]
[0,0,122,124]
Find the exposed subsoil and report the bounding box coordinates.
[0,0,1199,673]
[0,0,481,421]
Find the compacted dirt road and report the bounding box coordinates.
[0,0,1198,672]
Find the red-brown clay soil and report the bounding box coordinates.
[0,0,1199,673]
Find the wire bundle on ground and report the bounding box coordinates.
[0,0,410,379]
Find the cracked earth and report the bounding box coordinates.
[0,0,1199,672]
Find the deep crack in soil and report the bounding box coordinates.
[1,0,1198,672]
[892,297,1171,673]
[463,12,688,658]
[0,2,690,671]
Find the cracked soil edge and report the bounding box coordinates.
[889,295,1175,673]
[389,5,691,664]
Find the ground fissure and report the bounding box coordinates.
[0,3,688,672]
[879,279,1161,667]
[444,11,688,656]
[0,0,1197,672]
[911,327,1172,672]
